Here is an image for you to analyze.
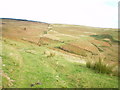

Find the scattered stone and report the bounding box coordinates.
[56,62,59,65]
[56,75,59,78]
[30,82,42,87]
[9,53,13,56]
[103,38,111,42]
[14,63,17,66]
[35,82,42,85]
[10,69,13,72]
[30,84,35,87]
[25,50,36,54]
[21,38,27,41]
[2,64,5,67]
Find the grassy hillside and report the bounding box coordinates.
[2,38,118,88]
[1,18,119,88]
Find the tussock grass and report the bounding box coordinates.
[86,58,118,76]
[44,50,56,57]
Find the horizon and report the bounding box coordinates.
[1,18,118,29]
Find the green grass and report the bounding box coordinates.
[90,34,120,43]
[2,38,118,88]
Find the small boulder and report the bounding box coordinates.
[25,50,36,55]
[30,84,35,87]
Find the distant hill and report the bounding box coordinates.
[1,18,49,44]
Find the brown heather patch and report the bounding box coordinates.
[90,39,111,47]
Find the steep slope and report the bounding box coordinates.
[1,18,119,88]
